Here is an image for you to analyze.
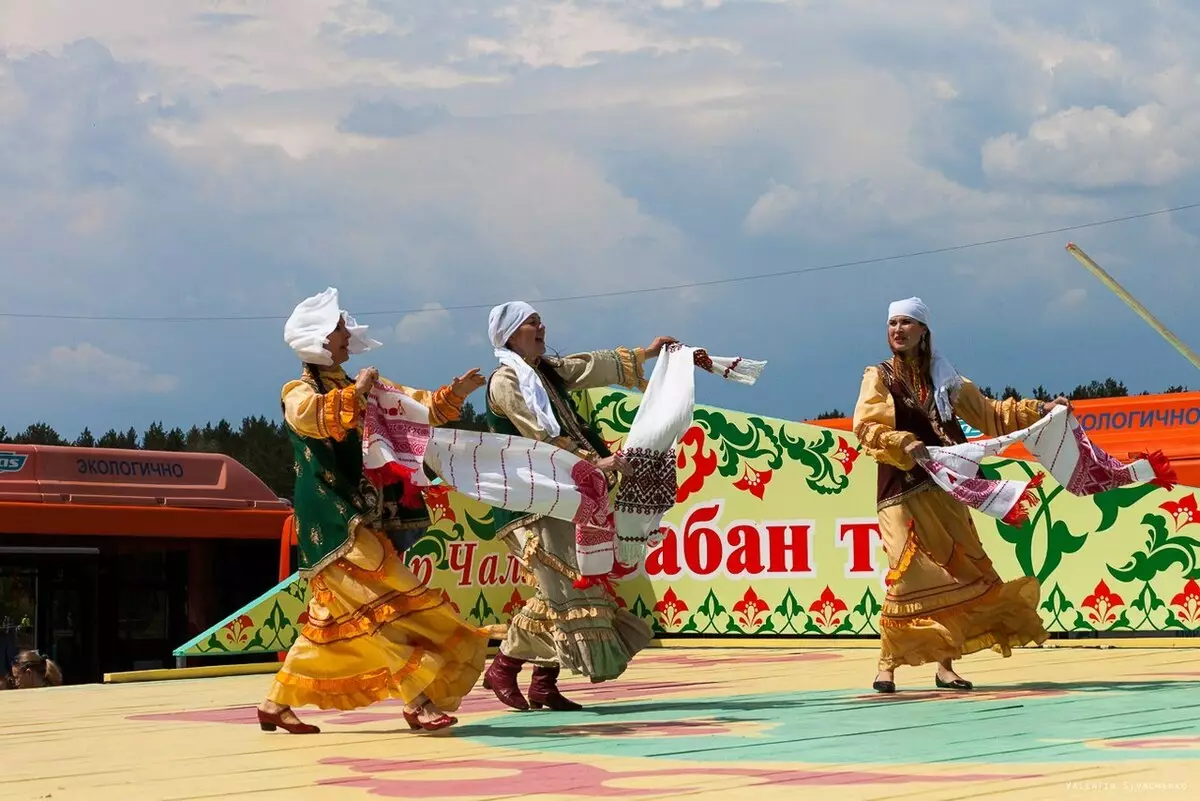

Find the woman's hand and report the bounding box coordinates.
[451,368,486,399]
[1042,396,1073,415]
[594,454,632,477]
[905,440,931,463]
[645,336,679,358]
[354,367,379,398]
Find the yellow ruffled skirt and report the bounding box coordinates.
[267,527,489,711]
[877,489,1048,671]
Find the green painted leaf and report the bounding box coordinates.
[1093,483,1161,533]
[1108,513,1200,583]
[1039,520,1089,582]
[467,590,498,626]
[465,508,496,541]
[694,409,784,477]
[1039,583,1075,632]
[778,426,850,496]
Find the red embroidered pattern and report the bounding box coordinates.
[1065,424,1133,495]
[615,447,678,516]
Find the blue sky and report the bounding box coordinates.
[3,1,1200,439]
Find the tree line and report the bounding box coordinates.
[1,380,1189,500]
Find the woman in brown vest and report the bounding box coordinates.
[853,297,1071,693]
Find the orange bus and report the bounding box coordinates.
[0,444,291,684]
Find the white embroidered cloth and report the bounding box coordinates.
[613,344,766,566]
[920,405,1176,525]
[361,384,617,580]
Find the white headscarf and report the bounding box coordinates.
[487,301,561,437]
[284,287,383,366]
[887,296,962,422]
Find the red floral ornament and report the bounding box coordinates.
[424,485,457,524]
[733,587,768,631]
[222,614,254,644]
[807,586,849,630]
[834,437,859,474]
[733,465,773,501]
[1170,579,1200,626]
[653,587,689,629]
[1160,494,1198,531]
[1081,580,1125,626]
[676,426,717,503]
[501,589,526,619]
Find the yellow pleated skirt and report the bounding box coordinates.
[876,488,1048,671]
[267,526,489,711]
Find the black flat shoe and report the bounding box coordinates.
[872,680,896,694]
[935,675,973,691]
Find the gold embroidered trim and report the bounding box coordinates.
[298,514,366,580]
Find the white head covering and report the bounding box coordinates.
[284,287,383,366]
[887,296,962,422]
[487,301,560,437]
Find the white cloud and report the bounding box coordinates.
[982,104,1198,188]
[4,0,1200,435]
[394,302,452,343]
[23,344,179,395]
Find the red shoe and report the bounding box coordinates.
[257,708,320,734]
[402,709,458,731]
[528,665,583,711]
[482,653,530,711]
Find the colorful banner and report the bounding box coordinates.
[176,386,1200,659]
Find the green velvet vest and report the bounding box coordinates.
[287,368,432,577]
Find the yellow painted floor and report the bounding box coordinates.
[3,646,1198,800]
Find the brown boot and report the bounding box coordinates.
[528,665,583,711]
[482,653,530,711]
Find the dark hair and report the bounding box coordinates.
[11,650,62,688]
[915,326,934,384]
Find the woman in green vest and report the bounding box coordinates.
[481,300,675,711]
[256,288,490,734]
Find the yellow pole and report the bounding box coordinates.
[1065,242,1200,372]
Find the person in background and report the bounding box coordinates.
[5,651,63,689]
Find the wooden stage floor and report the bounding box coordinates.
[3,645,1198,800]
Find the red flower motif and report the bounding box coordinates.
[733,587,768,631]
[440,590,461,615]
[501,589,526,619]
[732,465,773,500]
[1170,579,1200,626]
[222,614,254,644]
[614,594,628,609]
[653,587,689,629]
[807,586,849,630]
[423,485,456,524]
[834,437,859,474]
[1081,580,1125,626]
[676,426,717,503]
[1161,494,1198,531]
